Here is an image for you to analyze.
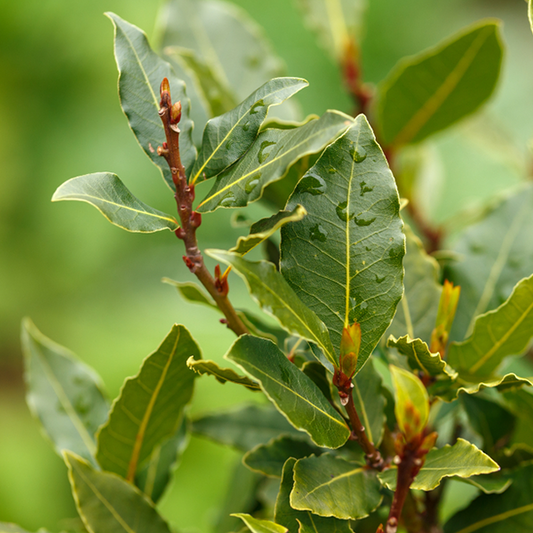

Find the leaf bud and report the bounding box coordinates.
[170,101,182,124]
[430,280,461,355]
[160,77,171,107]
[338,321,361,379]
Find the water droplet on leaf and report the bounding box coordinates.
[354,216,375,227]
[245,174,261,193]
[310,224,328,242]
[328,167,336,174]
[250,99,265,114]
[242,122,250,132]
[336,201,354,222]
[297,175,327,195]
[226,140,233,151]
[376,274,386,284]
[258,141,276,164]
[350,145,367,163]
[360,181,373,196]
[220,193,236,207]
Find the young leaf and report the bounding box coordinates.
[21,319,109,466]
[443,462,533,533]
[291,454,382,520]
[243,435,320,478]
[445,184,533,342]
[226,335,350,448]
[275,458,354,533]
[232,514,288,533]
[448,274,533,380]
[206,250,337,367]
[378,438,499,491]
[190,78,308,184]
[377,20,503,147]
[106,13,196,187]
[64,451,172,533]
[187,356,261,391]
[230,205,307,255]
[191,404,304,451]
[96,325,198,483]
[52,174,179,233]
[197,110,352,212]
[280,115,405,375]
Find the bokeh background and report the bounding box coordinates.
[1,0,532,531]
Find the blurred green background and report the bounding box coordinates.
[1,0,532,531]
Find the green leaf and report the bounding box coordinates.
[187,356,260,391]
[280,115,405,374]
[378,438,499,491]
[448,275,533,380]
[162,278,217,308]
[388,335,457,379]
[197,110,352,212]
[291,454,383,520]
[457,472,512,495]
[275,458,354,533]
[106,12,196,187]
[135,417,189,503]
[530,0,533,35]
[377,20,503,146]
[0,525,51,533]
[443,463,533,533]
[301,361,335,403]
[243,435,320,477]
[387,226,442,342]
[21,318,109,466]
[191,404,304,451]
[206,250,337,366]
[445,183,533,343]
[96,325,198,483]
[64,451,172,533]
[52,173,179,233]
[231,205,307,255]
[190,78,308,184]
[226,335,350,448]
[232,514,288,533]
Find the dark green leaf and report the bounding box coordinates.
[64,451,172,533]
[52,174,179,233]
[377,20,503,146]
[232,514,288,533]
[21,319,109,466]
[291,454,382,520]
[301,361,334,403]
[226,335,350,448]
[96,325,198,483]
[187,356,260,391]
[197,110,352,212]
[106,12,195,187]
[280,115,405,374]
[206,250,337,366]
[190,78,308,184]
[448,275,533,380]
[243,435,321,477]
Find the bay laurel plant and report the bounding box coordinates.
[11,1,533,533]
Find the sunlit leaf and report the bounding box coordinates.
[52,174,179,233]
[377,20,503,146]
[197,110,352,212]
[280,115,405,374]
[96,325,198,484]
[232,514,288,533]
[226,335,350,448]
[529,0,533,35]
[64,451,172,533]
[21,319,109,467]
[291,454,382,520]
[106,12,195,187]
[187,356,260,391]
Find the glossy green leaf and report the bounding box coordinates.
[162,278,217,308]
[352,359,386,447]
[226,335,350,448]
[445,184,533,342]
[387,226,442,342]
[96,325,198,482]
[231,205,307,255]
[197,110,352,212]
[458,473,512,495]
[291,454,382,520]
[21,319,109,466]
[275,458,354,533]
[243,435,320,477]
[448,275,533,380]
[64,451,172,533]
[187,356,260,391]
[135,417,189,503]
[378,438,499,491]
[280,115,405,374]
[444,463,533,533]
[232,514,288,533]
[301,361,334,403]
[106,12,195,187]
[388,335,457,379]
[52,173,179,233]
[190,78,308,184]
[377,20,503,146]
[191,404,304,451]
[206,250,337,366]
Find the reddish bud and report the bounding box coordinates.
[183,256,195,271]
[175,227,185,240]
[190,211,202,229]
[160,78,170,97]
[214,265,230,296]
[170,101,182,124]
[160,78,171,107]
[419,431,438,455]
